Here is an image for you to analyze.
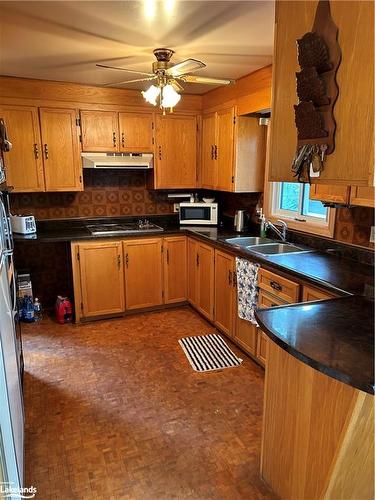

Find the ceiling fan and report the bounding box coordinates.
[97,48,235,111]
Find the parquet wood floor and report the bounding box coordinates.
[22,307,275,500]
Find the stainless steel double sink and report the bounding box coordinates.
[224,236,311,255]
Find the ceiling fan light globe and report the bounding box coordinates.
[142,85,160,105]
[161,84,181,108]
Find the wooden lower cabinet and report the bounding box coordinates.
[234,318,258,357]
[123,238,163,310]
[196,242,215,321]
[163,236,187,304]
[256,331,268,366]
[74,241,125,319]
[187,238,215,320]
[214,250,236,336]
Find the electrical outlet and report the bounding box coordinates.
[173,203,180,213]
[370,226,375,243]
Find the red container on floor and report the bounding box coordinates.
[55,296,73,324]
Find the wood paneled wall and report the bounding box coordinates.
[202,65,272,114]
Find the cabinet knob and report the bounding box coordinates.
[43,144,49,160]
[117,254,121,269]
[125,253,129,268]
[121,132,125,147]
[33,143,39,159]
[211,145,214,160]
[113,132,117,147]
[158,145,162,160]
[214,145,218,160]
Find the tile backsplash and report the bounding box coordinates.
[334,206,374,248]
[10,170,174,220]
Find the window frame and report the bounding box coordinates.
[265,181,336,238]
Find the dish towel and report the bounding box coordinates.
[235,257,260,326]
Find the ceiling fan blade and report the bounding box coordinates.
[170,79,184,92]
[104,77,156,87]
[179,75,235,86]
[166,59,206,77]
[96,64,154,77]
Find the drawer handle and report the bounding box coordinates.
[158,145,162,160]
[113,132,117,147]
[228,270,232,286]
[166,249,169,265]
[211,145,214,160]
[125,253,129,268]
[214,144,218,160]
[121,132,125,147]
[43,144,49,159]
[270,281,282,292]
[33,143,39,159]
[117,254,121,269]
[196,253,199,266]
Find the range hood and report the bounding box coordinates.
[81,152,153,169]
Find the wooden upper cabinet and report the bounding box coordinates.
[216,107,235,191]
[269,1,374,186]
[163,236,187,304]
[78,241,125,318]
[80,110,119,152]
[123,238,163,310]
[39,108,83,192]
[200,110,265,192]
[118,112,153,152]
[309,184,350,205]
[0,105,45,192]
[154,114,197,189]
[349,186,375,208]
[201,113,217,188]
[214,250,236,336]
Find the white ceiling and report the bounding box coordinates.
[0,0,275,94]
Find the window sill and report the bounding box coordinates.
[264,210,336,238]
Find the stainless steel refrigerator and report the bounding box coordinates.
[0,119,24,492]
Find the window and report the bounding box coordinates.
[266,181,335,237]
[275,182,327,222]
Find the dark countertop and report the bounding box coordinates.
[15,215,374,393]
[255,296,374,395]
[14,217,373,298]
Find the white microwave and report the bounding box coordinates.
[179,202,218,225]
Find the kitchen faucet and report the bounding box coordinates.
[265,219,288,242]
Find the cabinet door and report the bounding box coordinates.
[349,186,375,208]
[196,242,215,321]
[214,250,235,336]
[268,1,374,185]
[0,105,45,192]
[123,238,163,310]
[80,110,119,152]
[187,238,198,306]
[216,107,235,191]
[79,242,125,318]
[201,113,217,189]
[39,108,83,191]
[164,236,187,304]
[234,317,258,357]
[256,330,268,366]
[155,114,197,188]
[119,112,153,152]
[309,184,350,204]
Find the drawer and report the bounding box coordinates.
[302,285,337,302]
[258,268,300,303]
[258,289,286,308]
